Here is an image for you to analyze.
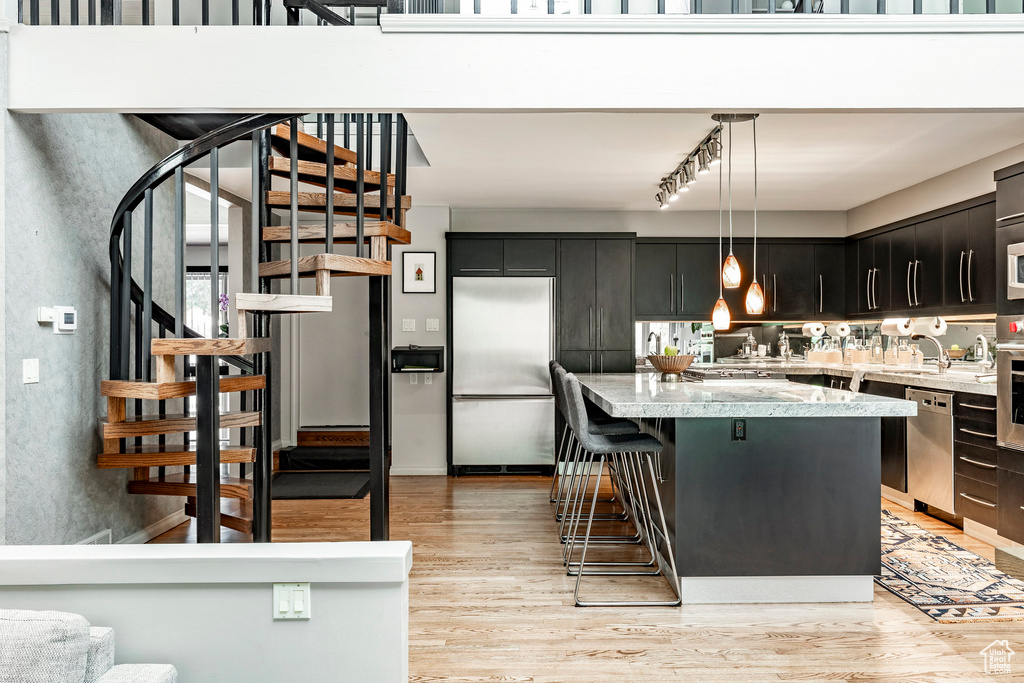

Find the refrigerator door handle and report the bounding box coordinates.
[453,395,556,401]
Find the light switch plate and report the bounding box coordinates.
[402,319,416,332]
[424,373,432,385]
[273,583,311,620]
[426,318,440,332]
[23,359,39,384]
[410,373,418,385]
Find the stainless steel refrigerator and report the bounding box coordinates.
[452,277,555,467]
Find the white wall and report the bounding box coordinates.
[847,142,1024,235]
[0,542,411,682]
[9,18,1024,113]
[452,209,846,238]
[391,207,450,475]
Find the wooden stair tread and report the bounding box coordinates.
[259,253,391,279]
[184,499,252,534]
[271,122,357,167]
[102,411,261,438]
[234,293,332,314]
[261,222,411,246]
[101,375,265,400]
[150,338,271,357]
[268,156,393,191]
[127,473,253,499]
[97,445,255,469]
[265,191,411,214]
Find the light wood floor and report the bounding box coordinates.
[152,476,1021,681]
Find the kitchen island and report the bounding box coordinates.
[576,373,916,604]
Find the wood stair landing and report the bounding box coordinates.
[268,156,393,193]
[97,444,255,469]
[265,191,411,216]
[101,375,265,400]
[258,254,390,296]
[127,472,253,499]
[271,122,357,167]
[261,221,411,246]
[101,410,261,439]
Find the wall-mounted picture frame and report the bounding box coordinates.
[402,251,436,294]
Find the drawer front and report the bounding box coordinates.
[955,476,999,527]
[1000,447,1024,475]
[954,393,997,421]
[955,448,999,486]
[954,418,998,449]
[998,468,1024,544]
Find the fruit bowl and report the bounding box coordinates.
[647,354,696,381]
[947,348,969,360]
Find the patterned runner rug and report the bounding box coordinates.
[878,510,1024,623]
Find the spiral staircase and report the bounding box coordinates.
[98,113,409,542]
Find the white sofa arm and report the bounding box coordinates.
[85,627,116,683]
[95,664,177,683]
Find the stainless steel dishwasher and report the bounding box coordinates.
[906,388,955,514]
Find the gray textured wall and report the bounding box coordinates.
[0,31,7,544]
[4,111,182,545]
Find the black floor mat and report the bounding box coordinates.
[271,471,371,500]
[278,446,370,471]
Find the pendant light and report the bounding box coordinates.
[721,121,741,289]
[712,135,731,331]
[745,115,765,315]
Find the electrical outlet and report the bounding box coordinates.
[23,359,39,384]
[426,318,440,332]
[424,373,432,385]
[402,319,416,332]
[732,418,746,441]
[273,583,311,620]
[410,373,418,385]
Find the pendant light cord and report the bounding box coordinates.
[718,131,724,299]
[727,121,733,257]
[752,116,757,277]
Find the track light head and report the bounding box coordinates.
[697,146,711,175]
[685,160,697,185]
[708,134,722,166]
[656,191,669,209]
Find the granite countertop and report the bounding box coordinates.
[579,373,917,419]
[635,361,997,396]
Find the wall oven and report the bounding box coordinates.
[997,315,1024,451]
[997,224,1024,315]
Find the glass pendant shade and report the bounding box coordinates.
[712,297,731,330]
[722,253,741,289]
[745,280,765,315]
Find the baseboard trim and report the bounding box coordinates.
[118,509,188,545]
[964,518,1021,548]
[389,467,448,476]
[880,485,914,510]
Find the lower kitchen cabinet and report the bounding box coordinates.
[998,467,1024,544]
[955,475,999,529]
[560,349,633,374]
[861,380,907,493]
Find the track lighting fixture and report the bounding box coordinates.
[712,141,730,330]
[652,125,722,208]
[656,190,669,209]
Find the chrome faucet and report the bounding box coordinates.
[647,331,662,356]
[911,334,950,374]
[976,334,993,370]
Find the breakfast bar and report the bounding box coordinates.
[576,372,917,604]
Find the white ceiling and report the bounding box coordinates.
[404,112,1024,211]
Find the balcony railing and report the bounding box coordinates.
[16,0,1020,26]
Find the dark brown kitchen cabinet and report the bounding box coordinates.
[861,380,907,493]
[996,165,1024,228]
[967,202,996,307]
[943,211,972,307]
[677,243,722,319]
[888,225,917,312]
[815,243,845,318]
[857,234,890,314]
[450,239,503,276]
[998,467,1024,544]
[559,238,633,372]
[503,239,555,277]
[767,244,815,319]
[635,243,676,318]
[888,222,941,312]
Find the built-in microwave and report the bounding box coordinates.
[1008,241,1024,300]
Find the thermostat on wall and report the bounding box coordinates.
[38,306,77,334]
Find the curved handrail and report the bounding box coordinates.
[109,113,302,373]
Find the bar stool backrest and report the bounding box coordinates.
[563,373,602,453]
[552,364,568,419]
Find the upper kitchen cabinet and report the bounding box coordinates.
[450,239,503,276]
[766,243,815,319]
[888,221,943,313]
[815,243,846,319]
[943,203,995,309]
[636,241,719,320]
[503,239,556,277]
[559,238,633,366]
[635,243,677,318]
[996,162,1024,229]
[856,233,890,315]
[677,243,722,319]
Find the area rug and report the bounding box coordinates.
[877,510,1024,623]
[271,471,371,500]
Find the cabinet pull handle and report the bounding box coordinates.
[819,274,823,313]
[599,308,604,347]
[960,403,995,411]
[959,427,996,439]
[959,492,996,508]
[958,456,997,470]
[967,250,974,302]
[589,353,593,374]
[680,274,684,313]
[506,268,547,272]
[460,268,500,272]
[913,260,920,306]
[589,307,593,346]
[866,268,873,310]
[997,211,1024,223]
[600,353,604,373]
[909,262,917,307]
[873,268,879,310]
[773,274,777,313]
[670,273,675,313]
[959,251,966,304]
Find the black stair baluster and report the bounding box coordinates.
[71,0,79,25]
[141,0,148,24]
[316,114,323,139]
[88,0,95,23]
[253,339,272,542]
[367,115,373,175]
[232,0,240,24]
[202,0,209,24]
[100,0,121,24]
[379,114,391,225]
[109,251,122,381]
[369,276,388,540]
[326,116,335,253]
[50,0,59,23]
[120,213,132,380]
[195,355,221,543]
[263,0,271,24]
[356,114,365,257]
[172,0,179,23]
[174,168,185,339]
[251,131,261,295]
[289,117,299,291]
[343,114,350,148]
[134,301,143,453]
[211,146,221,336]
[158,324,166,480]
[240,389,247,480]
[142,188,154,383]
